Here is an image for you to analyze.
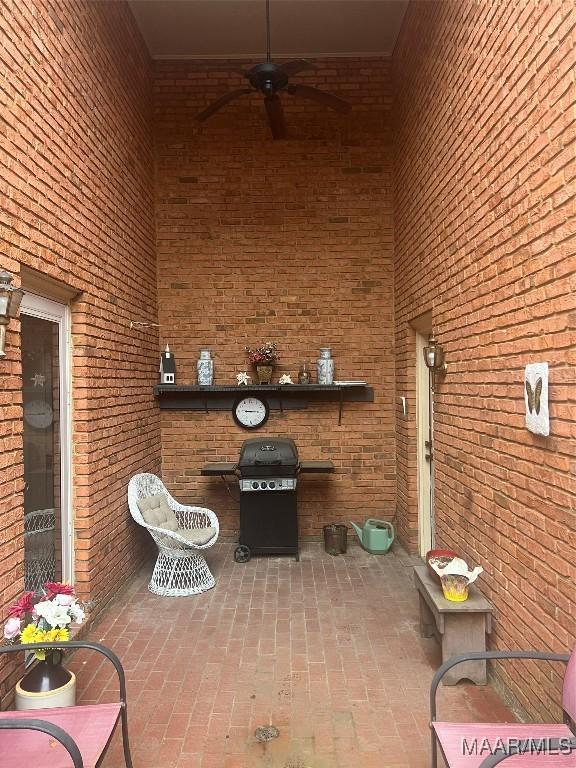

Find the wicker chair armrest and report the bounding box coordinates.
[0,718,84,767]
[478,737,576,767]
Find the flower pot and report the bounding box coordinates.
[16,658,76,710]
[255,365,274,384]
[440,574,470,602]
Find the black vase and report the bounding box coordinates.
[19,653,71,693]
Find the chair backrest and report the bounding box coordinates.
[127,473,168,527]
[563,645,576,724]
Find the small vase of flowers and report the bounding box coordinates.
[3,582,86,709]
[245,341,279,384]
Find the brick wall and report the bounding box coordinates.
[0,0,158,702]
[154,58,396,537]
[393,1,575,719]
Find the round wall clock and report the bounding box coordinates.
[24,400,54,429]
[233,396,269,430]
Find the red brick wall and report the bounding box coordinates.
[154,58,396,537]
[393,1,576,719]
[0,0,158,702]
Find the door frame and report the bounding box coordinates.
[412,311,434,557]
[20,293,74,584]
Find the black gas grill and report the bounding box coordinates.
[201,437,335,563]
[236,438,299,561]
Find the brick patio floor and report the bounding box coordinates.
[71,542,513,768]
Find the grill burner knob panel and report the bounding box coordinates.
[240,478,297,492]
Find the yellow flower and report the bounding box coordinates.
[20,624,41,644]
[46,627,69,642]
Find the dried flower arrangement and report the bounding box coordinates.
[245,341,279,366]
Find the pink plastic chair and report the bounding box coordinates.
[430,648,576,767]
[0,640,134,768]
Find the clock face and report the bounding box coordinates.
[233,396,269,430]
[24,400,54,429]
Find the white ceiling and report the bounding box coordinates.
[128,0,409,59]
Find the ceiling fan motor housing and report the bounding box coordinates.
[247,62,289,94]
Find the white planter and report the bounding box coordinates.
[15,670,76,710]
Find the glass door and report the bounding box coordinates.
[21,295,72,589]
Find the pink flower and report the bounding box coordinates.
[8,592,34,618]
[3,617,21,640]
[43,582,75,598]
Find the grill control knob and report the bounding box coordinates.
[269,481,276,489]
[260,481,268,490]
[252,481,259,490]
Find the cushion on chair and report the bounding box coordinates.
[177,526,217,545]
[137,493,179,531]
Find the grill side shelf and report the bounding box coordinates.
[201,463,237,476]
[299,461,335,474]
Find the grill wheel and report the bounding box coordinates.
[234,545,251,563]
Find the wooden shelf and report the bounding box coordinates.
[154,384,374,425]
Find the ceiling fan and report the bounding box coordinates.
[195,0,352,139]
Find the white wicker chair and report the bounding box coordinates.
[127,473,219,596]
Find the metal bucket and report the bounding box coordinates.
[323,524,348,555]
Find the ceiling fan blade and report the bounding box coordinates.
[286,84,351,114]
[280,59,317,76]
[264,94,286,140]
[196,88,253,122]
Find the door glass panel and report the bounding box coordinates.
[21,314,61,590]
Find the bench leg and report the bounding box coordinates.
[418,593,435,638]
[441,614,488,685]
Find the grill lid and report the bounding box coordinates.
[238,437,298,468]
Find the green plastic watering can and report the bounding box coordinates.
[350,518,395,554]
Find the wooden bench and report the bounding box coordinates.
[413,565,493,685]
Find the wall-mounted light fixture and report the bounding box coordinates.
[423,333,447,390]
[0,270,24,358]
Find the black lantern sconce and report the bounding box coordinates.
[0,270,24,358]
[423,333,447,391]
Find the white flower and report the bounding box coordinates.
[68,602,85,624]
[34,600,72,628]
[54,593,74,606]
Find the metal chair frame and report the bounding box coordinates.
[0,640,133,768]
[430,649,575,768]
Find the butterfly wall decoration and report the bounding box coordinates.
[525,377,543,415]
[524,363,549,436]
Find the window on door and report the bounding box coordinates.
[21,296,72,589]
